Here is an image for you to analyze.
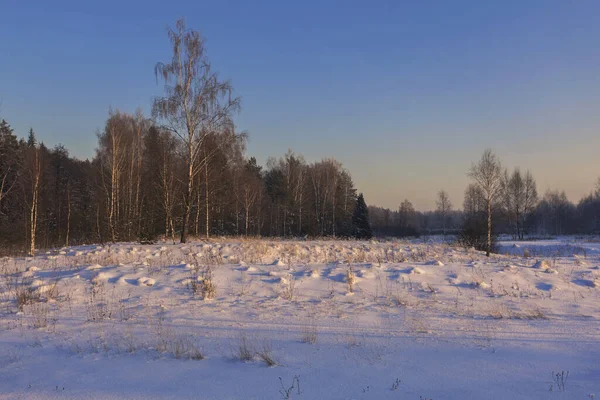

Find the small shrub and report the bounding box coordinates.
[12,277,41,311]
[172,337,204,360]
[279,376,301,399]
[281,273,296,301]
[346,267,356,293]
[237,334,254,362]
[457,215,498,253]
[301,319,318,344]
[550,370,569,392]
[200,266,216,300]
[28,301,50,329]
[85,282,112,322]
[256,341,278,367]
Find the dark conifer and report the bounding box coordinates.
[352,193,372,239]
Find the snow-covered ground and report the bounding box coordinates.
[1,239,598,399]
[498,237,600,258]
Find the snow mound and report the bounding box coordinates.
[25,279,55,295]
[30,279,45,288]
[92,272,111,284]
[279,276,290,285]
[181,276,203,286]
[502,265,517,272]
[426,260,444,266]
[137,277,156,287]
[532,260,558,273]
[476,280,490,289]
[358,269,375,279]
[532,260,551,270]
[22,266,40,277]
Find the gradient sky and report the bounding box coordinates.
[1,0,599,210]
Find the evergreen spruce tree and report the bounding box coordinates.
[352,193,372,239]
[27,128,37,147]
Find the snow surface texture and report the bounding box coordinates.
[0,238,599,399]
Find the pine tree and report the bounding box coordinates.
[352,193,372,239]
[27,128,37,147]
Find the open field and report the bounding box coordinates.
[1,238,599,399]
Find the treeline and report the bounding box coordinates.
[0,19,376,254]
[0,115,365,253]
[369,151,600,244]
[2,19,598,255]
[369,205,463,237]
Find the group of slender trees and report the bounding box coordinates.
[0,20,373,255]
[369,148,600,256]
[0,112,370,254]
[1,20,598,255]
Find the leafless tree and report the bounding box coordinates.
[502,168,538,240]
[436,190,452,237]
[65,181,71,247]
[521,170,538,238]
[468,149,503,256]
[131,109,147,237]
[153,19,241,242]
[106,114,128,242]
[398,199,417,229]
[156,132,178,243]
[23,137,44,256]
[463,183,486,216]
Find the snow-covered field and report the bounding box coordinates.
[1,238,599,399]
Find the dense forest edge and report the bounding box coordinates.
[1,20,599,256]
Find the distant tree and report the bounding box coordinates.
[468,149,503,256]
[27,128,37,147]
[534,190,576,235]
[576,192,600,235]
[352,193,372,239]
[153,19,241,242]
[463,183,486,216]
[501,168,538,240]
[398,199,419,235]
[521,170,538,238]
[240,157,263,236]
[436,190,452,237]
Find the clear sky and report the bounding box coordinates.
[1,0,599,210]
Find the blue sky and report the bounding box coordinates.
[1,0,599,210]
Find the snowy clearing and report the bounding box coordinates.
[1,238,599,399]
